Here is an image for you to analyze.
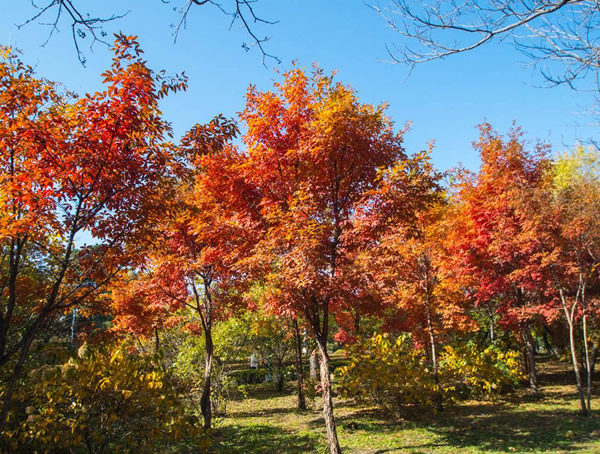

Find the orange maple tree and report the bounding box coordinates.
[519,148,600,415]
[237,67,436,454]
[113,115,261,429]
[0,35,186,429]
[446,124,551,395]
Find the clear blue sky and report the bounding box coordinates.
[2,1,597,171]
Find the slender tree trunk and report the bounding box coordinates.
[201,325,214,429]
[310,348,319,381]
[276,362,285,392]
[542,325,557,357]
[425,299,442,411]
[354,312,360,337]
[316,340,342,454]
[293,318,307,410]
[558,285,588,415]
[486,301,496,342]
[0,219,78,430]
[566,317,588,415]
[582,313,592,413]
[154,327,160,355]
[521,324,539,396]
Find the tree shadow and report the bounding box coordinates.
[338,398,600,453]
[211,423,324,454]
[229,383,294,402]
[229,406,299,419]
[429,407,599,452]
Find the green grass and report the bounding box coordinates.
[209,359,600,453]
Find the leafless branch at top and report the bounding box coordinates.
[372,0,600,89]
[16,0,280,66]
[172,0,280,66]
[19,0,129,66]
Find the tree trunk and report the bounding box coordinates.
[293,318,307,410]
[521,324,539,396]
[558,284,589,416]
[542,324,557,357]
[582,314,592,413]
[317,340,342,454]
[201,326,214,429]
[486,301,496,342]
[354,312,360,337]
[0,336,34,432]
[310,348,319,380]
[425,301,443,411]
[154,327,160,355]
[566,317,588,415]
[276,365,285,392]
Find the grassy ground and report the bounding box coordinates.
[209,359,600,454]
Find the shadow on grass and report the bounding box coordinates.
[337,398,600,453]
[437,409,597,452]
[229,406,299,419]
[228,384,293,402]
[211,423,324,454]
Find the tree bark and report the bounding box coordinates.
[566,317,588,415]
[292,318,307,410]
[317,340,342,454]
[201,325,214,429]
[275,365,285,392]
[582,313,592,413]
[310,348,319,381]
[154,327,160,355]
[521,324,539,396]
[425,297,443,411]
[557,284,589,415]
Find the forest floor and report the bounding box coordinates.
[209,357,600,454]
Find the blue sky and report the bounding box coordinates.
[2,0,597,171]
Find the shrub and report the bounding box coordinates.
[439,341,524,397]
[336,333,525,412]
[3,342,206,453]
[336,333,439,410]
[228,367,268,385]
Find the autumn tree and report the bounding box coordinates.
[0,35,186,431]
[359,158,474,410]
[239,67,432,454]
[523,146,600,414]
[123,116,260,430]
[447,124,551,396]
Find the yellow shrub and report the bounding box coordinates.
[3,342,207,453]
[336,334,525,412]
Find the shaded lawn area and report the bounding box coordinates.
[209,360,600,453]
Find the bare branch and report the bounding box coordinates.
[373,0,600,89]
[172,0,280,66]
[17,0,279,66]
[19,0,129,65]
